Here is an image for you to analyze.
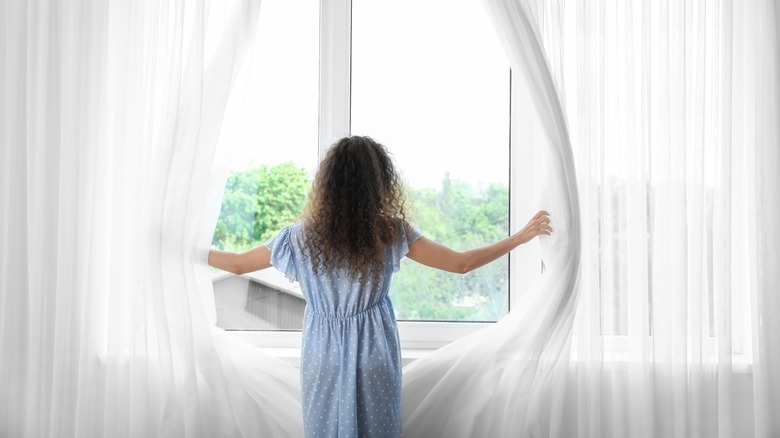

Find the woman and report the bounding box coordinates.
[208,136,551,437]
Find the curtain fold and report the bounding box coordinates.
[750,2,780,436]
[0,1,302,436]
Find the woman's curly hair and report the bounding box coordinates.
[302,136,408,283]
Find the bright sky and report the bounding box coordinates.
[219,0,510,190]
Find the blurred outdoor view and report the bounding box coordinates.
[213,164,509,322]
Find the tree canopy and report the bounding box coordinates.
[391,175,509,321]
[212,163,310,252]
[213,163,508,321]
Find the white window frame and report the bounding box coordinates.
[231,0,525,352]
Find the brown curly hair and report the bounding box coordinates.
[302,136,408,283]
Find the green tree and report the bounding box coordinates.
[213,163,310,252]
[213,166,510,322]
[390,176,509,321]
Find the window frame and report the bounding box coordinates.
[229,0,521,350]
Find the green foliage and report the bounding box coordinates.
[390,175,509,321]
[213,167,509,322]
[212,163,310,252]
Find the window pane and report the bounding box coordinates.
[352,0,511,322]
[212,0,318,331]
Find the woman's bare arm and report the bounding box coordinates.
[208,245,272,275]
[208,211,550,275]
[406,210,551,274]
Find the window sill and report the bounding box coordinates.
[233,329,754,374]
[226,320,492,350]
[256,346,437,368]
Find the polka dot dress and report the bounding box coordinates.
[265,221,422,438]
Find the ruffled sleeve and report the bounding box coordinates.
[392,221,423,273]
[264,225,298,282]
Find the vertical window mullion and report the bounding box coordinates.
[318,0,352,159]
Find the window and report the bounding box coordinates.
[212,0,512,339]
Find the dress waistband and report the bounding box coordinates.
[307,296,388,320]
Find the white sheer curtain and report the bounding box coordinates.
[0,1,302,437]
[749,2,780,436]
[404,0,779,437]
[533,1,779,436]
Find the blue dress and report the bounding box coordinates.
[264,220,423,438]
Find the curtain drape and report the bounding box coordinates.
[0,1,303,436]
[406,0,779,437]
[528,1,779,436]
[749,2,780,437]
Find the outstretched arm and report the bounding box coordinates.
[208,245,272,275]
[406,210,551,274]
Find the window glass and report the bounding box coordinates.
[352,0,511,321]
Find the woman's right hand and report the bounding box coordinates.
[407,210,553,274]
[514,210,552,245]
